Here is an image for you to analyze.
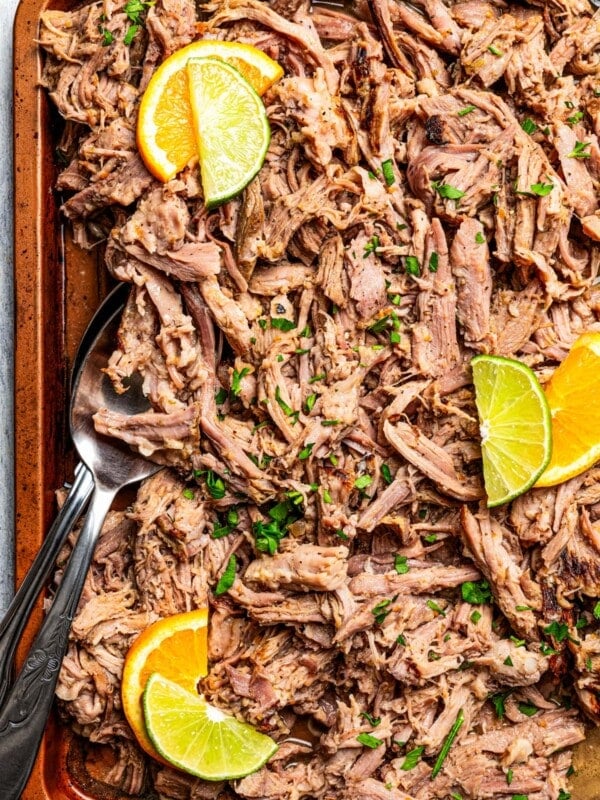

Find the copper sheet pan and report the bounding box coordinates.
[12,0,600,797]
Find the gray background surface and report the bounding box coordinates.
[0,0,21,612]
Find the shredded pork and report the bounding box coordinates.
[40,0,600,797]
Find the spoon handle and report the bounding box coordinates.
[0,483,115,799]
[0,463,94,708]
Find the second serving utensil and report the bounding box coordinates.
[0,283,161,799]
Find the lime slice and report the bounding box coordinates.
[187,58,271,208]
[471,354,552,507]
[143,673,278,781]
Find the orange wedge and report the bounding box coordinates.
[536,332,600,487]
[121,608,208,760]
[137,41,283,182]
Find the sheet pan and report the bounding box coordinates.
[12,0,600,797]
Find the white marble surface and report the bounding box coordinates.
[0,1,20,612]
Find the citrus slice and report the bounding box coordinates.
[137,41,282,182]
[536,332,600,487]
[187,58,271,208]
[121,608,208,760]
[472,354,552,507]
[143,673,279,781]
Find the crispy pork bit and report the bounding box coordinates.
[41,0,600,796]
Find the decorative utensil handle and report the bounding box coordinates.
[0,484,114,800]
[0,463,94,708]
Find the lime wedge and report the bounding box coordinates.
[471,355,552,507]
[187,57,270,208]
[142,673,278,781]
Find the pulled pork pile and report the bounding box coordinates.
[40,0,600,798]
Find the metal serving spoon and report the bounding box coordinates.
[0,284,131,710]
[0,283,160,798]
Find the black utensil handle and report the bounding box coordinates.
[0,484,115,800]
[0,463,94,708]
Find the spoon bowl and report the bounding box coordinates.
[70,294,160,493]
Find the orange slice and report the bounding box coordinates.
[137,41,283,182]
[536,332,600,487]
[121,608,208,760]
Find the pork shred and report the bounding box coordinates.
[42,0,600,798]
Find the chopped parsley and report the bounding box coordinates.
[506,769,514,785]
[253,500,299,555]
[593,601,600,620]
[518,702,538,717]
[275,386,296,418]
[504,656,513,666]
[298,443,314,461]
[182,488,195,500]
[271,317,296,331]
[543,620,570,642]
[305,393,317,413]
[567,111,584,125]
[356,733,383,748]
[461,580,492,604]
[368,312,401,336]
[381,464,393,485]
[405,255,420,276]
[458,105,476,117]
[212,508,239,539]
[471,610,482,625]
[400,745,425,771]
[394,555,409,575]
[529,182,554,197]
[372,598,395,625]
[515,605,533,612]
[101,28,114,45]
[428,252,439,272]
[308,373,326,384]
[360,711,382,727]
[200,470,226,500]
[427,599,446,617]
[215,388,228,405]
[396,633,406,646]
[475,231,486,244]
[231,367,251,396]
[558,792,571,800]
[490,691,509,719]
[381,159,395,186]
[124,0,152,19]
[433,181,465,200]
[364,235,380,257]
[488,44,503,56]
[567,140,591,159]
[540,642,558,656]
[354,474,373,490]
[520,117,538,135]
[123,24,140,45]
[214,555,237,596]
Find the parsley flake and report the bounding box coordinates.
[214,555,237,596]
